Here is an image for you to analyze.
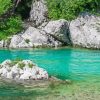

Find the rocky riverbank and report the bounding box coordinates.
[0,0,100,49]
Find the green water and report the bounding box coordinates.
[0,47,100,99]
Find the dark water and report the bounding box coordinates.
[0,47,100,97]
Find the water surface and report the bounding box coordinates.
[0,47,100,99]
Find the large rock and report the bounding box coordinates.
[10,27,63,48]
[0,38,12,48]
[30,0,48,27]
[9,19,70,48]
[42,19,70,45]
[9,34,33,48]
[22,27,54,47]
[0,60,49,81]
[0,40,4,48]
[69,13,100,49]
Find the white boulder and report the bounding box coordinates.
[6,71,13,79]
[0,40,4,48]
[9,34,32,48]
[30,0,48,26]
[20,72,32,80]
[43,19,70,44]
[11,64,19,74]
[22,27,55,47]
[69,13,100,49]
[0,60,49,81]
[1,67,8,77]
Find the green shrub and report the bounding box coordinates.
[0,16,23,40]
[46,0,100,20]
[0,0,23,40]
[28,63,33,68]
[18,62,25,69]
[0,0,12,15]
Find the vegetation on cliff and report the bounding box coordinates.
[0,0,11,15]
[0,16,22,40]
[0,0,100,40]
[47,0,100,20]
[0,0,23,40]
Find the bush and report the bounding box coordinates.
[46,0,100,20]
[0,16,23,40]
[0,0,12,15]
[18,62,25,69]
[0,0,23,40]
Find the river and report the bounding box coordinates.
[0,47,100,100]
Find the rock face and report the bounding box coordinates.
[69,14,100,49]
[9,19,69,48]
[9,27,62,48]
[9,34,33,48]
[0,40,4,48]
[30,0,48,27]
[1,6,100,50]
[21,27,58,47]
[0,60,48,80]
[42,19,70,44]
[0,39,11,48]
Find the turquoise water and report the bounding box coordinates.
[0,47,100,97]
[0,48,100,81]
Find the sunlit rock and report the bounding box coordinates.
[0,40,4,48]
[1,67,8,77]
[69,13,100,49]
[6,71,13,79]
[9,35,33,48]
[42,19,70,45]
[0,60,49,81]
[30,0,48,26]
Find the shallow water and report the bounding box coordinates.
[0,47,100,99]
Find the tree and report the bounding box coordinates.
[46,0,100,20]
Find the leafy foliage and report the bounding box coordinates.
[0,0,23,40]
[0,16,23,40]
[46,0,100,20]
[0,0,100,40]
[0,0,12,15]
[18,62,25,69]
